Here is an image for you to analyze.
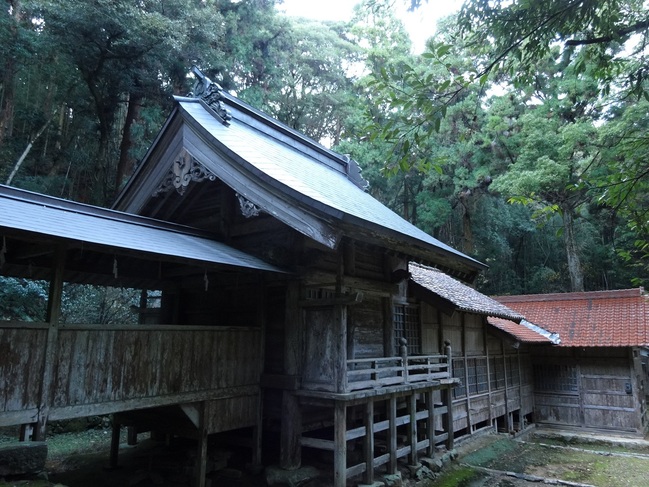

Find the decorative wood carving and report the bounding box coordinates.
[236,193,261,218]
[153,149,217,197]
[191,65,232,126]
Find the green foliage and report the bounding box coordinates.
[458,0,649,98]
[60,284,140,325]
[0,277,48,321]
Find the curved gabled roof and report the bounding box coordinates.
[115,75,486,280]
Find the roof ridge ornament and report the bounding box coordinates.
[190,66,232,126]
[153,149,216,197]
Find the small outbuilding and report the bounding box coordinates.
[497,289,649,434]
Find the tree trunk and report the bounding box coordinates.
[0,1,22,146]
[562,206,584,292]
[115,92,141,191]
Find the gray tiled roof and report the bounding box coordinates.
[409,262,523,321]
[176,96,486,273]
[0,185,283,273]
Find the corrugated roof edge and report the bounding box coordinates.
[1,183,219,239]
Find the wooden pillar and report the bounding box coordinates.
[444,339,454,450]
[333,401,347,487]
[253,281,266,468]
[363,400,375,484]
[408,393,418,465]
[281,281,302,469]
[34,245,66,441]
[484,328,493,427]
[426,390,435,457]
[334,304,348,393]
[194,402,208,487]
[280,392,302,469]
[127,426,137,446]
[19,424,33,442]
[444,386,454,450]
[461,314,472,433]
[502,341,513,433]
[252,391,263,468]
[388,396,397,474]
[109,420,121,469]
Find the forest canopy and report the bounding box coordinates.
[1,0,648,295]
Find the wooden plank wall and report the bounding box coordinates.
[422,304,534,436]
[0,324,262,426]
[0,324,48,420]
[532,347,643,432]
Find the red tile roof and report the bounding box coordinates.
[495,289,649,347]
[487,317,555,344]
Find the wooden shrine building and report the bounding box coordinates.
[0,69,547,486]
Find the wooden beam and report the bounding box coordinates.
[298,292,363,308]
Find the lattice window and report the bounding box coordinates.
[467,357,489,394]
[393,304,420,356]
[489,356,506,390]
[452,358,466,399]
[534,364,578,394]
[305,288,336,300]
[506,356,520,387]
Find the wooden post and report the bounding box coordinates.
[444,386,454,451]
[127,426,138,446]
[334,303,348,393]
[388,396,397,474]
[194,402,208,487]
[501,341,512,433]
[444,341,454,450]
[461,314,473,433]
[281,282,302,469]
[34,245,66,441]
[19,424,33,442]
[445,340,453,378]
[334,401,347,487]
[426,390,435,457]
[363,400,375,485]
[280,392,302,469]
[400,338,408,383]
[484,326,494,428]
[408,393,418,465]
[252,391,263,468]
[109,419,121,469]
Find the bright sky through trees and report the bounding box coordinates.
[278,0,464,52]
